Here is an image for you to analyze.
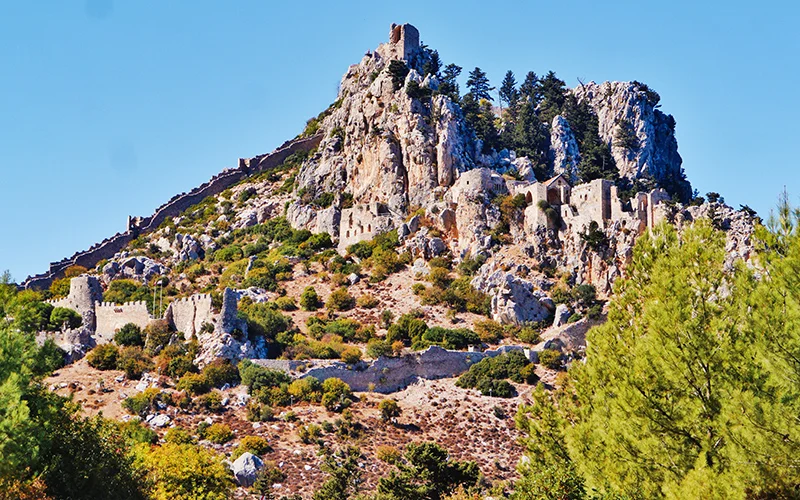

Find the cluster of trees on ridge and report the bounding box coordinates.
[391,45,691,201]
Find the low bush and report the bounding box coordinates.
[379,399,401,422]
[144,320,172,356]
[239,359,291,394]
[340,346,362,365]
[114,323,144,347]
[202,359,239,388]
[366,338,393,359]
[122,388,163,416]
[86,343,119,370]
[164,427,196,445]
[356,293,379,309]
[299,286,321,311]
[326,287,355,311]
[321,377,353,412]
[474,319,504,344]
[298,423,322,444]
[232,435,272,460]
[117,346,153,380]
[246,401,274,422]
[204,423,233,444]
[538,348,563,370]
[176,373,210,396]
[194,391,225,413]
[456,351,538,396]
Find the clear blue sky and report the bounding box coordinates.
[1,1,798,282]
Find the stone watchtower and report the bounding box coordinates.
[388,23,420,61]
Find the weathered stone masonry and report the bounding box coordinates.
[23,134,322,290]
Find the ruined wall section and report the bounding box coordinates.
[337,203,396,253]
[23,135,322,290]
[249,345,535,394]
[95,301,154,343]
[166,294,214,338]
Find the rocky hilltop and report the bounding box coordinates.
[27,23,757,363]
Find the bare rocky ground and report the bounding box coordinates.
[47,360,536,499]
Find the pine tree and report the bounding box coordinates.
[513,100,550,179]
[499,70,518,109]
[514,216,800,498]
[537,71,567,124]
[465,67,494,101]
[519,71,540,104]
[422,50,441,77]
[438,63,462,101]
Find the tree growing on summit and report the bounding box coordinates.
[519,71,540,103]
[465,67,494,101]
[438,63,462,101]
[537,71,567,124]
[422,49,441,77]
[499,70,518,109]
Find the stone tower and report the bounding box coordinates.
[387,23,420,62]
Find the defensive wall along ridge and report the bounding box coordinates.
[22,134,322,290]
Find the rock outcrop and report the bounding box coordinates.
[572,81,690,199]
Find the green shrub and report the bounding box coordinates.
[201,359,239,388]
[356,293,379,309]
[420,326,480,350]
[132,442,232,499]
[412,283,426,295]
[240,303,292,341]
[321,378,352,412]
[274,296,297,311]
[475,378,516,398]
[164,427,196,445]
[299,286,321,311]
[239,359,291,394]
[366,338,393,359]
[204,423,233,444]
[194,391,225,413]
[86,343,119,370]
[117,419,158,445]
[538,349,563,370]
[122,388,163,416]
[33,338,66,375]
[386,313,428,345]
[326,287,355,312]
[144,320,172,356]
[246,401,274,422]
[232,435,272,460]
[117,346,153,380]
[297,424,321,444]
[379,399,401,422]
[214,245,243,262]
[114,323,144,347]
[456,351,536,396]
[474,319,504,343]
[176,373,210,396]
[340,346,362,365]
[427,267,452,289]
[49,307,82,330]
[287,377,321,402]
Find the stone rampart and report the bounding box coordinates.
[95,300,154,343]
[22,134,322,290]
[166,293,214,338]
[249,345,531,394]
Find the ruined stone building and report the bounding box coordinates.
[516,174,671,236]
[337,202,396,253]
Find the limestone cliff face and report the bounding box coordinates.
[294,24,477,216]
[572,81,690,199]
[549,115,580,183]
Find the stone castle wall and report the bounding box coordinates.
[95,301,154,343]
[22,134,322,290]
[166,294,214,338]
[253,345,532,394]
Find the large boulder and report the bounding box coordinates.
[231,452,264,487]
[472,270,552,325]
